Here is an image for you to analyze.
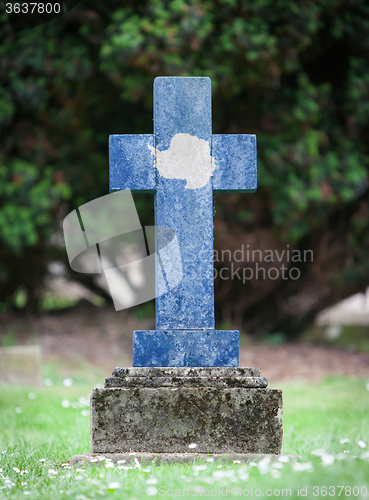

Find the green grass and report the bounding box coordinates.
[0,378,369,499]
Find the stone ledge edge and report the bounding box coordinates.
[112,367,262,377]
[104,376,268,388]
[70,453,301,466]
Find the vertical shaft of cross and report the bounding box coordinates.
[154,77,215,330]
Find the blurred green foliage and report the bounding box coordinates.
[0,159,71,251]
[0,0,369,325]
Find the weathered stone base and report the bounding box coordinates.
[90,367,283,455]
[71,452,297,467]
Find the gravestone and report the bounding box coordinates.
[90,77,283,456]
[0,345,42,387]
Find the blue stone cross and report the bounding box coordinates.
[109,77,257,367]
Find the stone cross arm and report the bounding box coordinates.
[109,84,256,194]
[109,133,256,193]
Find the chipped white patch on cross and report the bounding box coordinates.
[148,133,215,189]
